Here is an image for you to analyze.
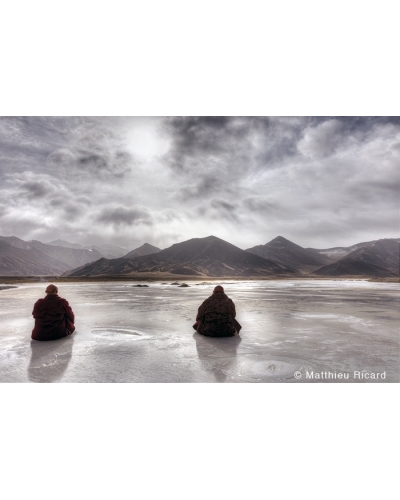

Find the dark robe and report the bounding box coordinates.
[193,292,241,337]
[32,294,75,341]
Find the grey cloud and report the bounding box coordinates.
[1,117,399,250]
[210,199,236,212]
[75,195,92,205]
[328,116,400,134]
[297,119,345,158]
[21,181,51,199]
[46,148,77,171]
[153,209,182,224]
[163,116,306,171]
[79,154,108,169]
[242,196,279,213]
[178,171,231,201]
[161,118,262,207]
[0,117,134,181]
[162,117,253,174]
[76,151,131,178]
[212,205,239,223]
[191,198,240,224]
[61,204,82,218]
[0,204,8,218]
[72,122,134,178]
[2,171,90,236]
[349,180,400,205]
[161,117,311,206]
[96,206,153,227]
[7,172,68,202]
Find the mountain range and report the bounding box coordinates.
[67,236,297,278]
[246,236,333,272]
[313,239,399,277]
[0,234,398,278]
[0,236,128,276]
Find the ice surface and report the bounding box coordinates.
[0,280,399,382]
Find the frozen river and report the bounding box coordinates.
[0,280,399,382]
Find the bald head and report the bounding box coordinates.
[45,284,58,294]
[213,285,224,294]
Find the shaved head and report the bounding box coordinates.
[45,284,58,294]
[213,285,224,293]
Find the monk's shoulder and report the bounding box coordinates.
[58,297,71,306]
[223,297,235,310]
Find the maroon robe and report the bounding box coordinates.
[32,294,75,341]
[193,292,242,337]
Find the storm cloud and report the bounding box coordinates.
[0,116,398,250]
[96,206,154,228]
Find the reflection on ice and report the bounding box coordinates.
[194,332,242,382]
[0,279,399,382]
[28,337,74,383]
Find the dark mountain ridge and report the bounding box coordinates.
[313,259,396,278]
[245,236,399,277]
[123,243,161,258]
[313,239,399,277]
[306,238,400,260]
[2,234,399,278]
[68,235,298,277]
[246,235,332,272]
[343,239,399,274]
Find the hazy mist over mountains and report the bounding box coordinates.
[1,234,398,278]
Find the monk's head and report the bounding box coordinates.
[213,285,224,294]
[45,284,58,295]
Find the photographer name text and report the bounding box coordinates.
[303,371,386,380]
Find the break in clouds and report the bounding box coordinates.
[0,116,399,251]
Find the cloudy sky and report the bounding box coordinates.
[0,116,399,251]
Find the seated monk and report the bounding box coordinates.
[193,285,242,337]
[31,284,75,341]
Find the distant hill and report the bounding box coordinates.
[0,236,104,275]
[342,239,399,275]
[0,239,69,276]
[306,238,400,260]
[68,235,298,277]
[313,239,399,277]
[313,258,396,278]
[123,243,161,258]
[246,236,332,272]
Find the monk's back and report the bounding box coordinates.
[197,292,237,337]
[32,286,75,341]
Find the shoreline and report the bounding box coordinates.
[1,275,398,285]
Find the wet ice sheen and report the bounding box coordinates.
[0,280,398,383]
